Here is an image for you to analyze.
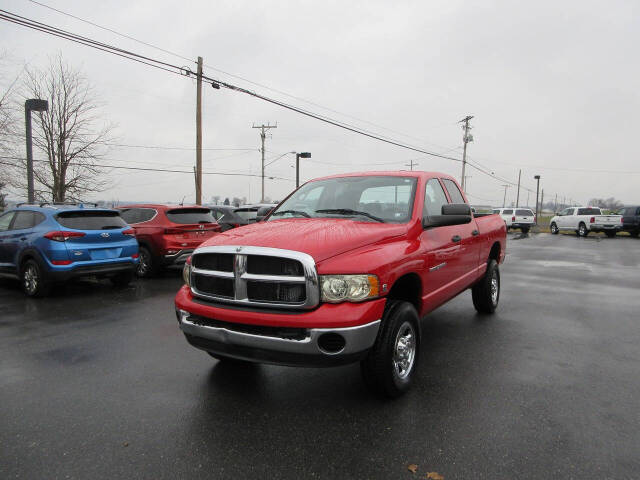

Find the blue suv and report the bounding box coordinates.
[0,204,139,297]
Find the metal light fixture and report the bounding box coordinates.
[295,152,311,188]
[25,99,49,203]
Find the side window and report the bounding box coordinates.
[0,212,15,231]
[211,209,224,220]
[11,212,36,230]
[424,179,449,217]
[33,212,45,226]
[138,208,156,222]
[560,208,572,216]
[441,179,466,204]
[119,209,137,224]
[503,209,513,215]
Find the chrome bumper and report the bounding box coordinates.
[176,309,381,366]
[163,250,193,265]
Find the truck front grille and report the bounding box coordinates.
[190,246,319,309]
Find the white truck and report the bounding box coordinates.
[492,208,536,233]
[549,207,622,237]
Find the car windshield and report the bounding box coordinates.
[268,175,418,223]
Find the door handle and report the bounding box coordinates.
[451,235,461,243]
[472,230,479,236]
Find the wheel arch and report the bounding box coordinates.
[386,272,422,316]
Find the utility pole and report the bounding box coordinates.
[534,175,541,224]
[252,123,277,202]
[540,189,544,216]
[516,169,521,207]
[459,115,473,192]
[405,159,418,171]
[554,193,558,212]
[501,184,509,208]
[195,56,203,205]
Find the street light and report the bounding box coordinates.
[25,99,48,203]
[295,152,311,188]
[534,175,541,224]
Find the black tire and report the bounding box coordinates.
[136,246,156,278]
[605,231,616,238]
[360,300,420,398]
[20,259,50,298]
[521,227,530,234]
[550,222,559,235]
[110,270,134,287]
[472,259,500,314]
[578,223,588,237]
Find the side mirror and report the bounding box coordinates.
[423,203,472,228]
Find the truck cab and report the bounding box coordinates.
[175,172,506,397]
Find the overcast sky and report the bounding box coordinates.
[1,0,638,206]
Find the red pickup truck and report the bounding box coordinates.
[175,172,506,396]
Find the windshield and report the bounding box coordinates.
[268,175,418,223]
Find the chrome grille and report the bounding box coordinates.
[190,246,319,309]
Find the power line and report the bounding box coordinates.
[0,156,294,181]
[0,9,465,165]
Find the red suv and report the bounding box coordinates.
[118,204,220,277]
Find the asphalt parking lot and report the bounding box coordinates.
[1,233,639,479]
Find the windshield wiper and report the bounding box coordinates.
[315,209,385,223]
[271,210,311,218]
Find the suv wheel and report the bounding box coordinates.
[21,259,50,297]
[136,246,155,277]
[472,259,500,314]
[578,223,588,237]
[361,300,420,398]
[550,222,559,235]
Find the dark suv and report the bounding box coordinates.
[0,204,138,297]
[117,204,220,277]
[619,206,640,237]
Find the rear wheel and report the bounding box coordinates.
[605,231,616,238]
[361,300,420,398]
[472,259,500,314]
[110,270,133,287]
[578,223,588,237]
[550,222,559,235]
[21,259,50,298]
[136,246,156,277]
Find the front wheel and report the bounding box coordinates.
[21,259,50,297]
[550,222,559,235]
[578,223,589,237]
[361,300,420,398]
[472,259,500,314]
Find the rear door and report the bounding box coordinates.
[164,208,220,249]
[2,211,38,268]
[515,209,535,225]
[54,210,134,262]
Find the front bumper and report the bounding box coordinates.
[174,286,386,367]
[177,309,380,367]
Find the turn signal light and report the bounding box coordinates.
[511,216,515,221]
[131,253,139,259]
[122,228,136,236]
[51,260,73,265]
[44,231,86,242]
[590,217,595,223]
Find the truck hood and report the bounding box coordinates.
[198,218,408,263]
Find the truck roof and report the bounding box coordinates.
[310,170,459,182]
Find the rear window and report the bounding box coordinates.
[516,209,533,216]
[577,208,601,216]
[166,208,215,224]
[119,208,156,224]
[234,208,258,221]
[502,209,513,214]
[56,211,127,230]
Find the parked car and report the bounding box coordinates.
[175,172,506,397]
[549,207,623,237]
[208,205,251,232]
[618,206,640,237]
[117,204,220,277]
[0,204,138,297]
[492,207,535,233]
[231,203,278,224]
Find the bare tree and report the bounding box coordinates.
[0,52,21,206]
[15,54,114,202]
[588,197,623,211]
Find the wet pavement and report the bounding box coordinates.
[1,233,639,479]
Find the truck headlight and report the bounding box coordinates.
[320,275,379,303]
[182,257,192,287]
